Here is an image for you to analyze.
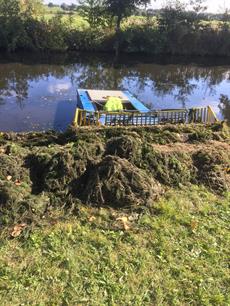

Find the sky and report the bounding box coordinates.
[44,0,230,13]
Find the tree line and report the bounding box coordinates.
[0,0,230,56]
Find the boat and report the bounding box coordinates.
[74,89,218,127]
[77,89,149,113]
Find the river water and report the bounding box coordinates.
[0,52,229,132]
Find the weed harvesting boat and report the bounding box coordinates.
[74,89,218,127]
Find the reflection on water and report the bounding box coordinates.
[0,52,229,131]
[219,95,230,123]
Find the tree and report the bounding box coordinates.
[0,0,43,18]
[48,2,54,7]
[104,0,150,56]
[189,0,207,23]
[69,3,77,11]
[219,95,230,123]
[0,0,21,17]
[20,0,44,18]
[61,3,69,11]
[105,0,150,32]
[78,0,107,28]
[190,0,207,16]
[219,2,230,22]
[222,9,230,22]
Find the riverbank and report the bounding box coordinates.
[1,13,230,57]
[0,186,229,305]
[0,123,229,304]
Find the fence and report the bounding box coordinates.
[73,106,218,127]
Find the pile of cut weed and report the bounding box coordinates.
[76,155,163,208]
[0,123,229,227]
[105,133,142,162]
[139,142,230,192]
[193,148,230,193]
[141,145,196,186]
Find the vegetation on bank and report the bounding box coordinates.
[0,0,230,56]
[0,122,229,305]
[0,186,229,305]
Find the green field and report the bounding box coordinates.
[43,6,87,26]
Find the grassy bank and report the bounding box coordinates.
[0,186,229,305]
[0,123,229,304]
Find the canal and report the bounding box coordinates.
[0,52,229,132]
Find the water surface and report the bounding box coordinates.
[0,52,229,132]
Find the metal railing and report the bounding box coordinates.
[73,106,219,127]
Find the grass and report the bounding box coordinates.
[0,185,229,305]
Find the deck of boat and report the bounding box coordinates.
[77,89,149,113]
